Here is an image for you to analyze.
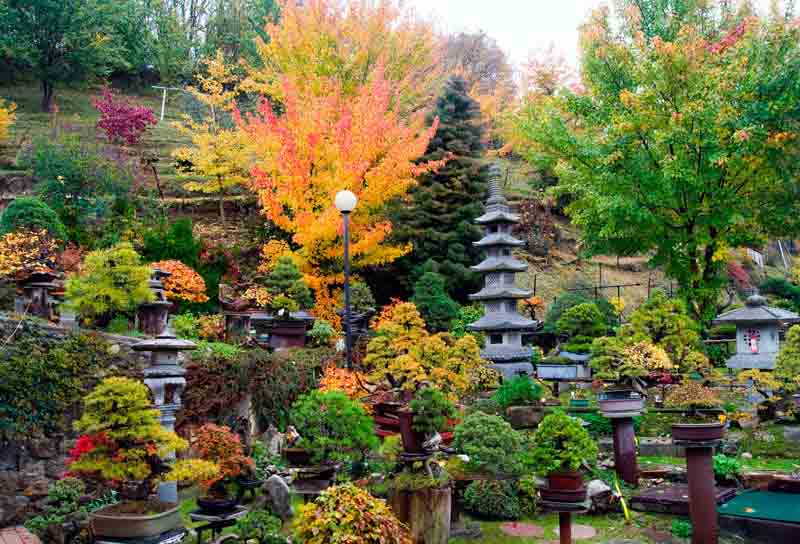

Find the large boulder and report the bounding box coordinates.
[262,475,293,521]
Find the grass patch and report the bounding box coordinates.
[640,455,800,472]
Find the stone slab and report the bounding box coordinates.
[631,483,737,515]
[0,527,40,544]
[499,522,544,537]
[554,524,596,540]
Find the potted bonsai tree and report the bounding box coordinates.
[337,280,377,337]
[528,411,599,501]
[492,375,544,429]
[592,337,673,416]
[287,390,378,473]
[264,256,315,348]
[665,381,726,442]
[537,302,608,380]
[399,387,457,454]
[68,377,218,539]
[193,423,255,515]
[451,412,523,477]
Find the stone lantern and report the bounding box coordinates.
[15,270,61,322]
[137,268,172,336]
[713,294,800,370]
[133,332,196,502]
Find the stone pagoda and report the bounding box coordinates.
[467,164,538,379]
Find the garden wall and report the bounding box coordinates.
[0,316,149,527]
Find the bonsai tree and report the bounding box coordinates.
[289,391,378,465]
[69,377,218,501]
[0,196,66,240]
[591,338,673,392]
[409,387,457,437]
[411,271,460,332]
[151,260,209,305]
[64,243,154,327]
[775,325,800,394]
[492,375,543,410]
[193,423,255,501]
[364,302,490,398]
[452,412,523,475]
[265,256,313,310]
[267,294,299,317]
[555,302,608,354]
[337,280,376,314]
[293,483,411,544]
[665,381,723,422]
[527,411,598,477]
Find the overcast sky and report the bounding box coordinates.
[405,0,776,70]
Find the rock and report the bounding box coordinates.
[0,495,30,525]
[45,457,67,479]
[0,471,19,495]
[261,425,285,457]
[586,479,614,513]
[741,452,753,460]
[0,443,19,471]
[23,478,50,497]
[263,475,293,521]
[28,437,58,459]
[19,460,45,487]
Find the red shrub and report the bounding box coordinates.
[92,87,157,146]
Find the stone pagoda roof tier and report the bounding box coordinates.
[481,344,533,362]
[713,294,800,325]
[468,313,538,331]
[471,256,528,273]
[474,232,525,247]
[469,286,533,301]
[475,210,520,224]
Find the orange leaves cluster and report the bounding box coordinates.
[0,229,59,280]
[239,67,441,284]
[151,260,209,303]
[318,364,370,405]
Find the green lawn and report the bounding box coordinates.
[640,455,800,472]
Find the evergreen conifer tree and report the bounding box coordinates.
[412,271,460,332]
[389,76,488,301]
[265,256,314,309]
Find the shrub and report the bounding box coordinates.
[106,315,132,335]
[760,277,800,312]
[141,218,202,268]
[92,87,157,146]
[411,271,460,332]
[775,325,800,393]
[23,478,99,538]
[172,313,199,340]
[450,303,485,341]
[672,519,693,539]
[318,364,369,403]
[308,319,336,347]
[665,382,723,410]
[544,291,616,333]
[152,260,209,304]
[197,314,225,341]
[591,337,673,388]
[462,480,521,520]
[290,390,378,464]
[409,387,457,436]
[528,411,598,476]
[337,281,376,313]
[713,454,742,480]
[233,511,286,544]
[0,197,66,240]
[556,302,608,352]
[0,328,112,439]
[453,412,522,475]
[0,229,60,280]
[64,242,154,326]
[293,483,411,544]
[492,375,542,409]
[265,256,313,310]
[194,423,254,496]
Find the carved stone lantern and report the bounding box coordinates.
[137,268,172,336]
[15,270,61,322]
[133,332,196,502]
[713,294,800,370]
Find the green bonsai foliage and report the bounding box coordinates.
[289,390,378,465]
[409,387,456,436]
[0,196,66,240]
[412,271,460,332]
[591,337,673,390]
[492,375,543,409]
[308,319,336,347]
[775,325,800,393]
[665,381,723,411]
[528,411,598,476]
[64,242,154,326]
[234,511,287,544]
[556,302,608,353]
[337,281,376,313]
[544,291,616,333]
[268,294,300,315]
[265,256,313,310]
[293,483,411,544]
[713,454,742,481]
[452,412,522,475]
[463,480,521,520]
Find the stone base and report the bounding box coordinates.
[490,362,533,380]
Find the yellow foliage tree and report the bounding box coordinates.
[173,51,251,223]
[0,99,16,141]
[243,0,442,113]
[0,229,59,280]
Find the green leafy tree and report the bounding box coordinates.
[511,2,800,322]
[265,256,313,310]
[556,302,608,353]
[390,76,488,300]
[411,271,460,332]
[64,242,153,326]
[543,291,615,334]
[0,197,66,240]
[204,0,280,66]
[452,412,522,475]
[775,325,800,394]
[0,0,126,111]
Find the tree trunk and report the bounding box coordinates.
[40,80,54,113]
[218,186,226,224]
[389,487,451,544]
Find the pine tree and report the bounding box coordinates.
[412,271,460,333]
[389,76,488,301]
[265,256,314,310]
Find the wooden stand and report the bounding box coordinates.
[611,417,639,486]
[685,444,719,544]
[539,500,587,544]
[389,487,451,544]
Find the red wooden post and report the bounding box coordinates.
[611,417,639,486]
[559,512,572,544]
[686,445,718,544]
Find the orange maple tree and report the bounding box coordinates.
[151,260,209,304]
[238,68,442,321]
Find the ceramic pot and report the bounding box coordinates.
[398,410,425,454]
[671,422,726,442]
[598,390,646,418]
[90,502,181,539]
[196,497,238,516]
[547,471,583,491]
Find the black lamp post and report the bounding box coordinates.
[335,190,358,368]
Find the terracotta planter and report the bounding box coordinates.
[398,410,426,453]
[283,447,313,466]
[547,471,583,491]
[196,497,238,516]
[671,422,726,442]
[598,390,646,418]
[90,502,181,539]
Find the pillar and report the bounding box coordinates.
[558,512,571,544]
[611,417,638,486]
[686,445,717,544]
